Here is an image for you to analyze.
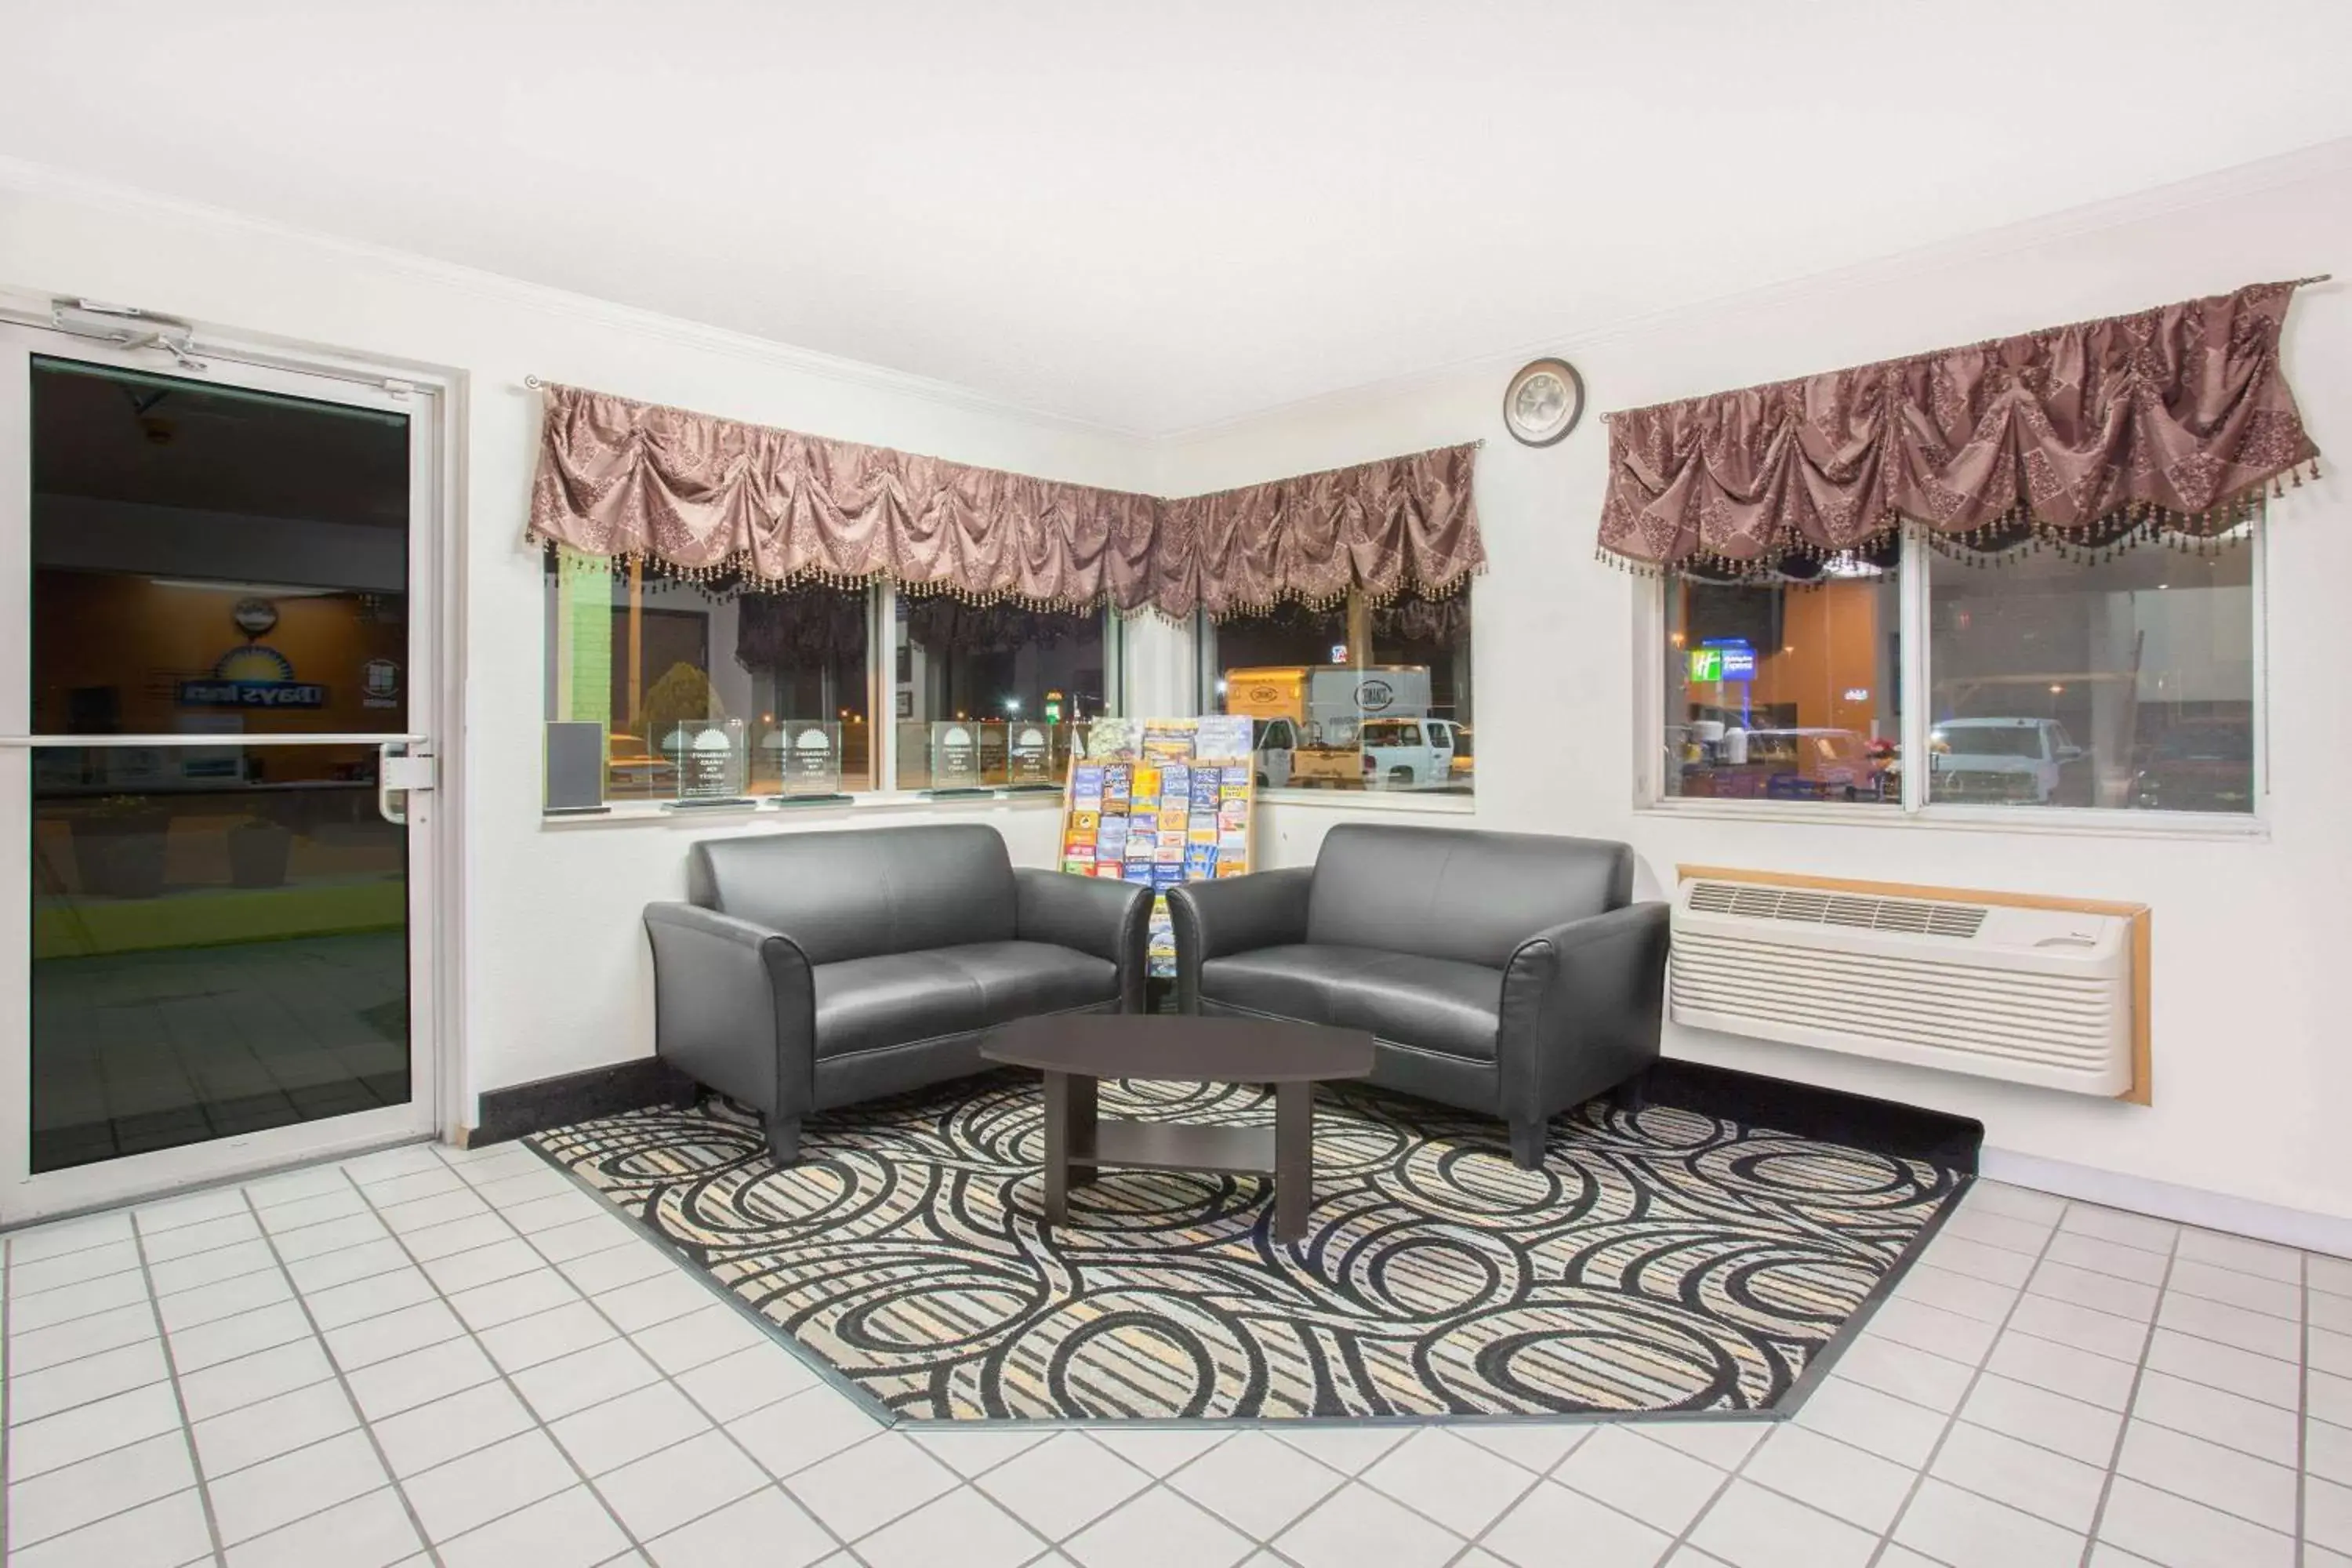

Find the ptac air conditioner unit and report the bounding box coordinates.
[1669,873,2142,1098]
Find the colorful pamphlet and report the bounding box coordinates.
[1053,717,1256,978]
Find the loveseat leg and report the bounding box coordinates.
[764,1112,804,1166]
[1509,1117,1547,1171]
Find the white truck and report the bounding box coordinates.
[1928,717,2087,804]
[1358,715,1463,790]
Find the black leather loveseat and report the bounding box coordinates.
[1169,824,1668,1168]
[644,824,1150,1163]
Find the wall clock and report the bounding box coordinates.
[1502,358,1585,447]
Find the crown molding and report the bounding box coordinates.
[0,154,1156,448]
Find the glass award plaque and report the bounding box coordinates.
[1006,723,1056,789]
[930,722,984,792]
[673,719,747,803]
[780,720,846,800]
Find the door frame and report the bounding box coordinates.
[0,306,465,1221]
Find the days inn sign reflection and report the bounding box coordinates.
[176,597,329,710]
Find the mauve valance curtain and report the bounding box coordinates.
[1595,281,2321,577]
[528,383,1162,612]
[1154,444,1486,619]
[528,383,1486,619]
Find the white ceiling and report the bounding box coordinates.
[8,1,2352,435]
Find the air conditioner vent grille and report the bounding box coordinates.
[1686,880,1987,939]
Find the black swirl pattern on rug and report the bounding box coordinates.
[532,1073,1960,1421]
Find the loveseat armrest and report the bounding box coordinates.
[1496,900,1671,1123]
[1012,869,1152,1012]
[1167,867,1314,1013]
[642,902,818,1121]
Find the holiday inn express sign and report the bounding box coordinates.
[1688,641,1756,684]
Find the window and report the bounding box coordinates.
[1663,563,1901,805]
[1649,521,2260,819]
[892,597,1110,790]
[545,554,872,803]
[542,554,1123,807]
[1927,543,2255,813]
[1200,588,1473,794]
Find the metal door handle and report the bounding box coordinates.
[378,741,434,826]
[379,741,408,826]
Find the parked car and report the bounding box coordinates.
[2132,719,2253,812]
[1929,717,2085,804]
[1360,717,1460,789]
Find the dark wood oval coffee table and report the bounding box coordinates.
[981,1014,1376,1243]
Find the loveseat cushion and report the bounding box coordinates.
[1197,944,1501,1062]
[1304,823,1633,971]
[690,824,1018,966]
[813,942,1117,1058]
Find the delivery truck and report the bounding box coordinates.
[1221,664,1441,788]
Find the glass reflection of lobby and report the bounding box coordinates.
[28,361,412,1171]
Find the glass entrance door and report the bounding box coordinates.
[0,329,439,1220]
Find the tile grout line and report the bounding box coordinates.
[2,1234,13,1563]
[978,1439,1174,1568]
[1612,1417,1773,1566]
[2068,1214,2182,1568]
[403,1145,873,1562]
[335,1161,642,1563]
[127,1209,231,1567]
[129,1236,815,1501]
[233,1181,452,1568]
[1231,1433,1453,1562]
[416,1143,879,1559]
[1432,1430,1595,1567]
[1058,1428,1245,1563]
[2302,1250,2312,1556]
[2,1189,731,1558]
[0,1186,521,1371]
[1863,1196,2070,1567]
[1110,1426,1421,1566]
[487,1142,975,1561]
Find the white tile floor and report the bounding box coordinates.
[3,1147,2345,1568]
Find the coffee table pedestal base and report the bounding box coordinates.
[1041,1072,1318,1243]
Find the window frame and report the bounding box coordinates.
[1633,526,2270,838]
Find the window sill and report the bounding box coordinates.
[1635,797,2268,842]
[539,789,1068,827]
[1256,787,1477,815]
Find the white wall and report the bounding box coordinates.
[0,165,1159,1109]
[1158,142,2352,1226]
[9,143,2352,1229]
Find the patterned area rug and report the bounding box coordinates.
[532,1073,1962,1422]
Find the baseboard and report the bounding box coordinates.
[1980,1147,2352,1260]
[1632,1058,1984,1173]
[470,1057,695,1148]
